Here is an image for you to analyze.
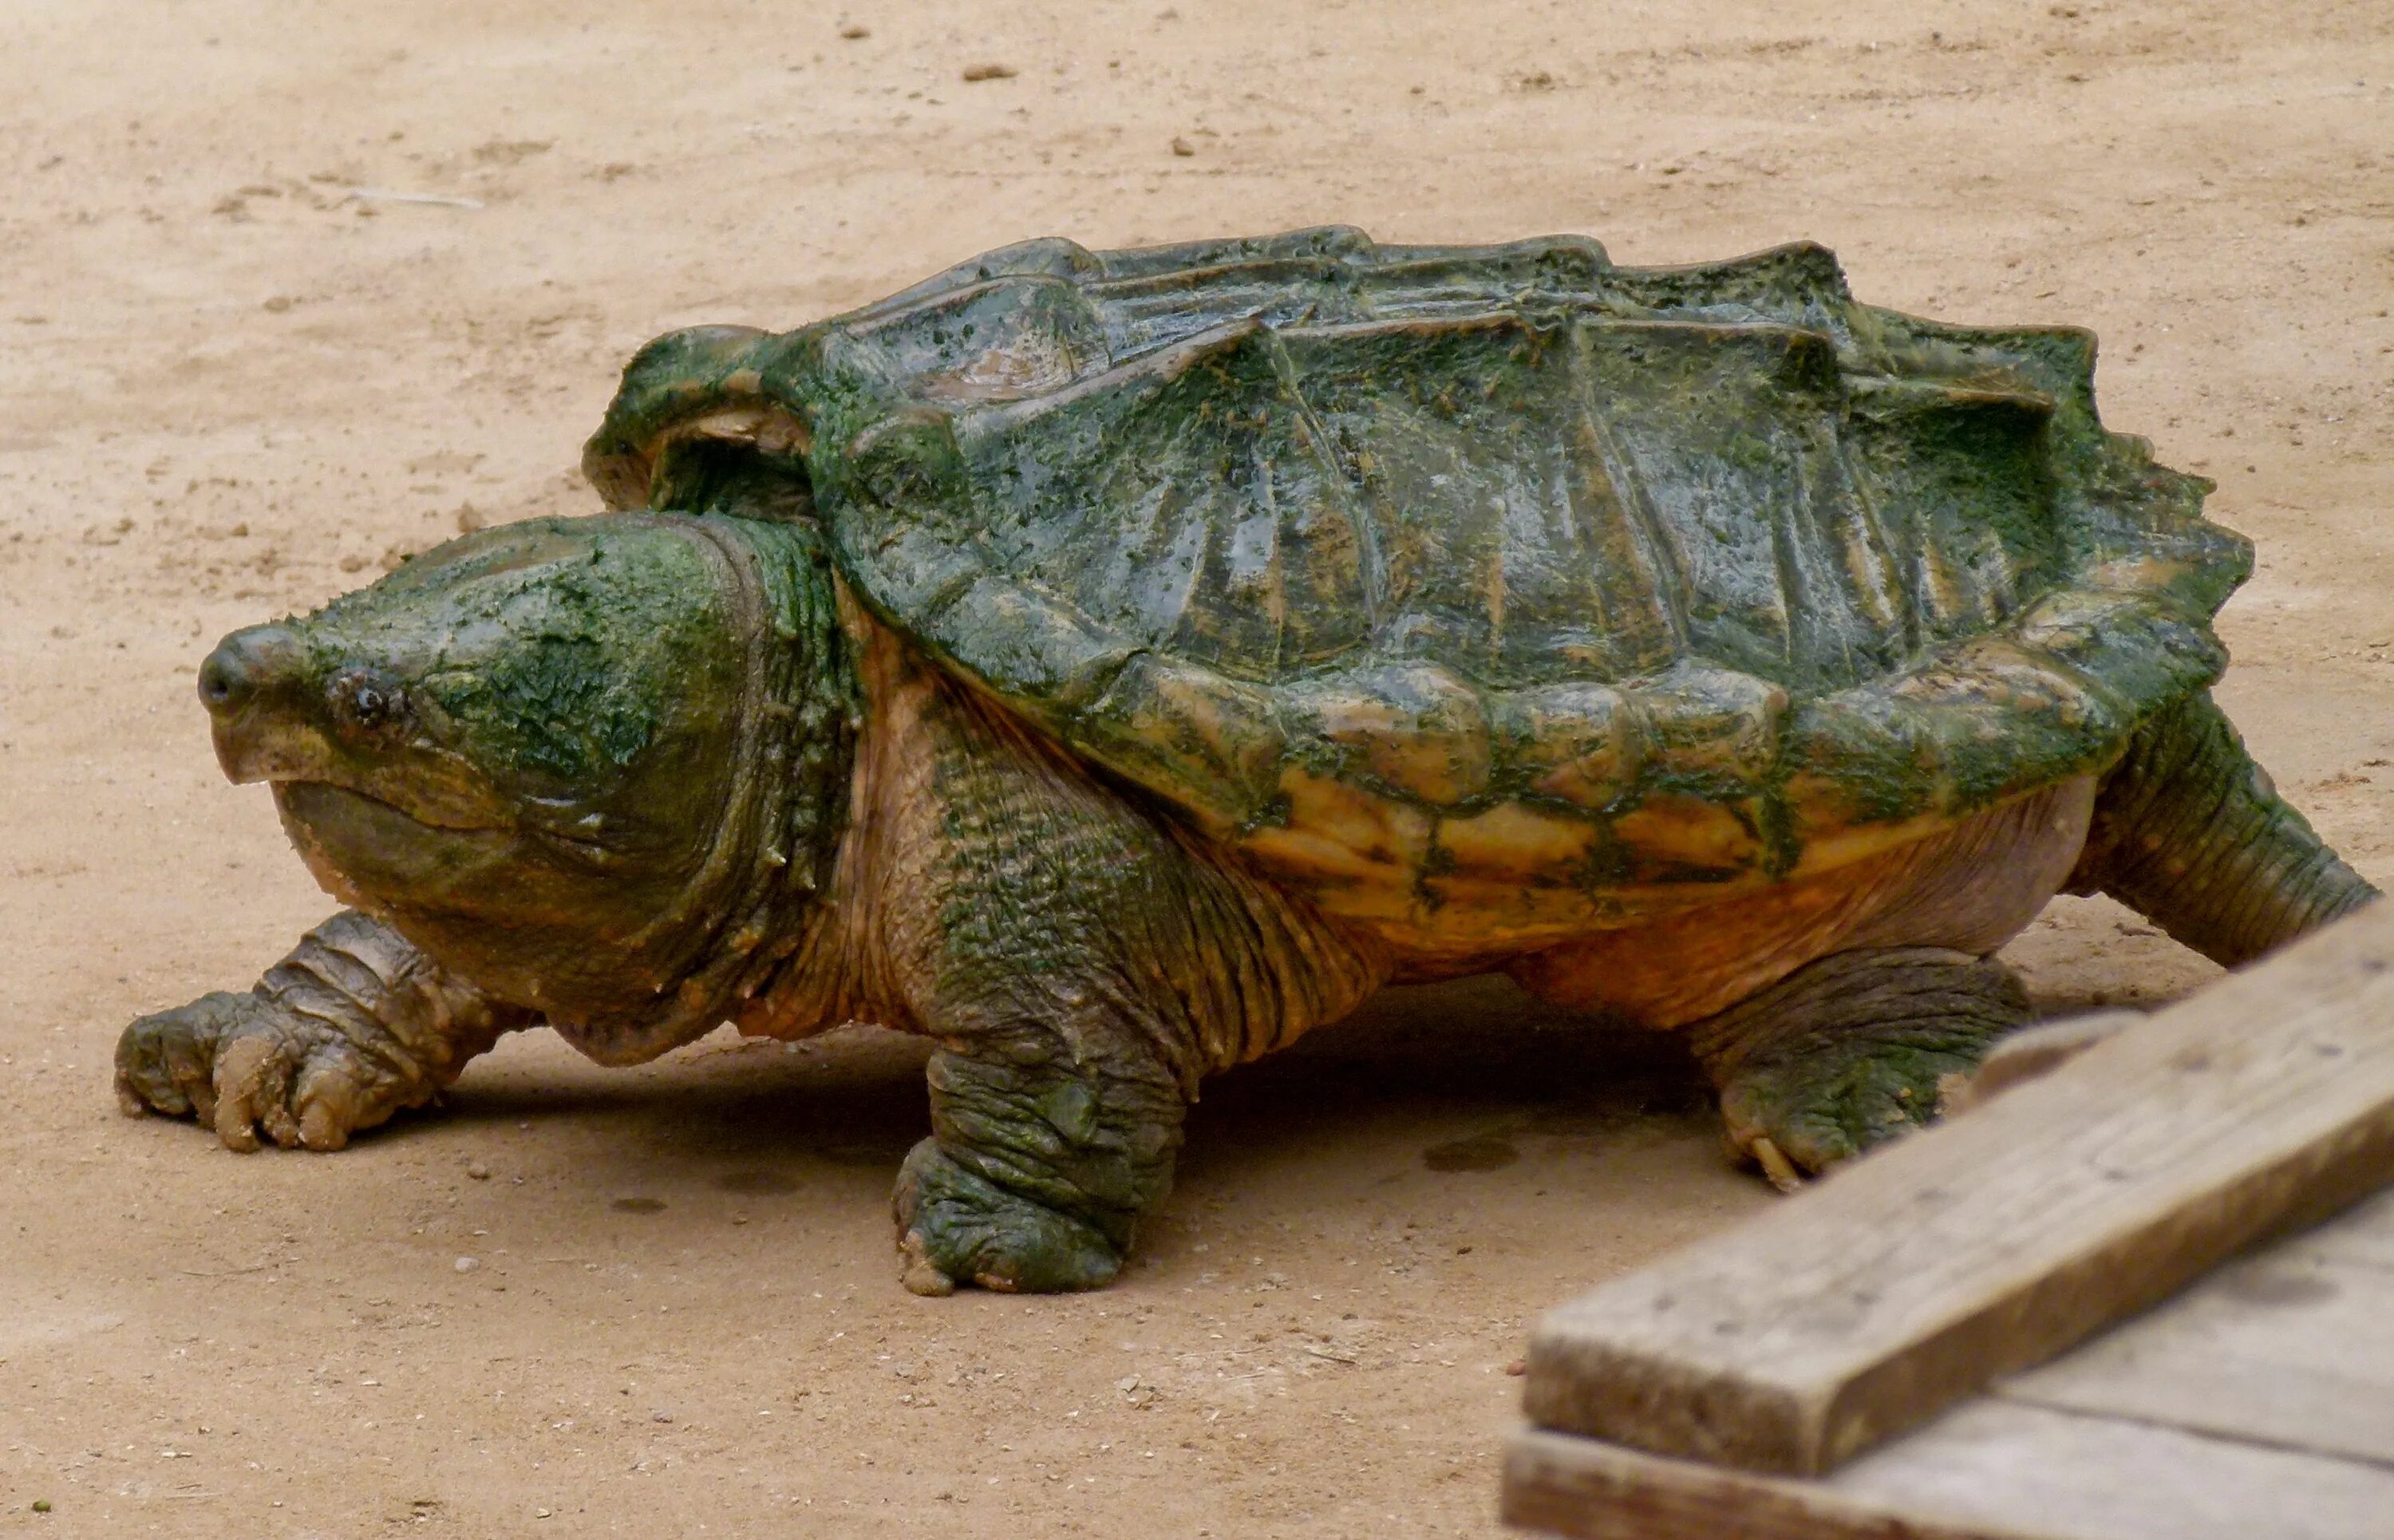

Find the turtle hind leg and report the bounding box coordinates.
[1689,947,2032,1183]
[2071,689,2378,967]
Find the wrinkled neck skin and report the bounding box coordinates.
[724,586,939,1046]
[514,518,860,1065]
[541,578,933,1063]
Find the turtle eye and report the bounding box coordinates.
[329,666,409,738]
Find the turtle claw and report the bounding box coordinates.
[896,1232,958,1298]
[892,1139,1124,1295]
[1749,1136,1807,1194]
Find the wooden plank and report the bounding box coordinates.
[1834,1400,2394,1540]
[1995,1185,2394,1466]
[1506,1398,2394,1540]
[1503,1427,2020,1540]
[1524,900,2394,1475]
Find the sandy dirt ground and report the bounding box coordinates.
[2,0,2389,1534]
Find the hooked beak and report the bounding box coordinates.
[198,623,333,784]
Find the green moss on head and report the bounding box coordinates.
[409,535,721,786]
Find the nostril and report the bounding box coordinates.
[198,625,298,716]
[197,647,245,711]
[199,651,238,709]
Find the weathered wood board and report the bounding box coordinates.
[1506,1183,2394,1538]
[1997,1183,2394,1468]
[1505,1399,2394,1540]
[1523,899,2394,1476]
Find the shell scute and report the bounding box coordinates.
[1282,661,1493,808]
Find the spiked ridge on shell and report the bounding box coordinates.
[585,228,2246,955]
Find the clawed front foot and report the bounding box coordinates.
[117,988,431,1151]
[892,1139,1125,1295]
[1693,947,2032,1184]
[115,910,519,1152]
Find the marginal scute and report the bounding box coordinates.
[1433,801,1609,887]
[583,324,774,510]
[1490,682,1639,811]
[1634,665,1788,794]
[848,276,1104,404]
[1079,654,1282,832]
[1282,662,1492,808]
[1244,769,1435,914]
[1609,796,1769,882]
[585,229,2254,943]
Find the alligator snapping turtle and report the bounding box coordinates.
[119,228,2376,1293]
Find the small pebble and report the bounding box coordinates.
[1505,1359,1527,1376]
[467,1162,492,1181]
[961,62,1017,81]
[33,1499,52,1513]
[1171,136,1195,156]
[454,1255,480,1273]
[652,1410,673,1424]
[839,23,868,39]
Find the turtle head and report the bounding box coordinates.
[198,512,855,1044]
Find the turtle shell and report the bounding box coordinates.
[584,228,2247,952]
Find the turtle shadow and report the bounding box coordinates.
[426,976,1714,1196]
[1179,975,1713,1188]
[431,1024,935,1194]
[417,946,2193,1207]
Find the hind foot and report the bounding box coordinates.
[1687,947,2032,1181]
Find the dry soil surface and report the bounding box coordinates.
[3,1,2391,1535]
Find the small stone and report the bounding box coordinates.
[1171,136,1195,157]
[1504,1359,1527,1376]
[960,62,1017,82]
[33,1499,52,1512]
[535,1509,551,1519]
[454,1255,480,1273]
[467,1161,492,1180]
[839,23,868,38]
[652,1410,673,1424]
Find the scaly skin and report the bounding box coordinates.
[2071,689,2379,965]
[117,910,526,1151]
[1687,948,2032,1182]
[859,643,1384,1294]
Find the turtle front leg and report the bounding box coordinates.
[895,1042,1184,1295]
[117,910,531,1151]
[876,676,1382,1295]
[1685,947,2032,1187]
[883,734,1203,1296]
